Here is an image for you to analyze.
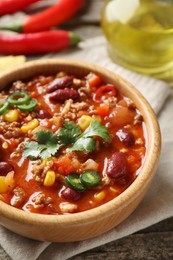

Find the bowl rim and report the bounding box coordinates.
[0,59,161,226]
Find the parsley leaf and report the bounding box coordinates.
[23,130,61,160]
[71,137,96,152]
[81,121,111,142]
[58,122,81,145]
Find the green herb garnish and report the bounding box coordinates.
[81,121,111,142]
[23,130,61,160]
[71,137,96,152]
[58,122,81,145]
[23,121,111,160]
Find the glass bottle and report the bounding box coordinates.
[101,0,173,84]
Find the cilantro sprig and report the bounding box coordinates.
[23,120,111,160]
[70,121,111,152]
[23,130,62,160]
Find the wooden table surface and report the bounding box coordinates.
[0,1,173,259]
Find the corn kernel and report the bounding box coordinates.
[2,141,9,149]
[109,186,119,193]
[3,109,19,122]
[42,157,55,167]
[0,177,8,193]
[44,171,56,187]
[94,191,106,201]
[78,115,94,131]
[4,171,15,190]
[21,119,39,133]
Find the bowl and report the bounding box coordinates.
[0,59,161,242]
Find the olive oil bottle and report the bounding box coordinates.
[101,0,173,83]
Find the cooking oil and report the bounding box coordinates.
[101,0,173,83]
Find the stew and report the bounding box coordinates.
[0,71,146,214]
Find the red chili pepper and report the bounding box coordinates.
[94,85,117,102]
[0,0,41,16]
[0,30,81,55]
[0,0,85,33]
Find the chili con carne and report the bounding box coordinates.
[0,71,146,215]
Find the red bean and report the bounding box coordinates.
[49,88,79,103]
[107,152,127,179]
[61,187,81,201]
[37,109,51,119]
[116,129,135,147]
[0,162,14,176]
[47,76,73,93]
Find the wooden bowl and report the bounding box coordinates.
[0,59,161,242]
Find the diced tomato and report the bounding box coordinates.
[118,99,127,107]
[30,91,37,98]
[109,106,135,127]
[53,156,78,176]
[87,73,101,88]
[97,105,110,117]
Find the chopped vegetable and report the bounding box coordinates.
[17,98,38,112]
[21,119,39,133]
[3,109,19,122]
[0,100,9,115]
[65,173,86,192]
[8,91,30,106]
[87,73,101,88]
[44,171,56,187]
[78,115,95,131]
[80,170,101,188]
[97,105,110,117]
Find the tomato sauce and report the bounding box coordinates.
[0,71,146,214]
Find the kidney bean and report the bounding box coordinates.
[0,162,14,176]
[61,187,81,201]
[107,152,127,179]
[116,129,135,147]
[47,76,73,93]
[49,88,79,103]
[37,109,51,119]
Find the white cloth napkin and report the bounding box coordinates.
[0,36,173,260]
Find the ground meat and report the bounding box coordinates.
[61,99,73,116]
[32,193,52,208]
[60,100,90,121]
[124,97,136,109]
[11,187,26,207]
[73,78,83,88]
[103,96,117,107]
[0,121,23,139]
[9,81,27,93]
[31,159,54,183]
[88,105,97,115]
[134,114,143,125]
[71,101,89,111]
[59,202,78,214]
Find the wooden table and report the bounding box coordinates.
[0,1,172,259]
